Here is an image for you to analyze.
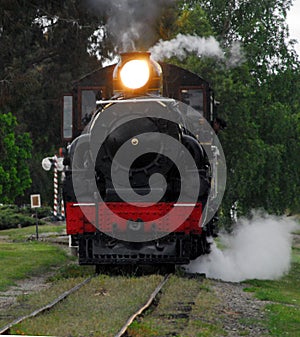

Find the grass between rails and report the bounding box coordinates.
[244,245,300,336]
[0,265,94,329]
[182,280,226,337]
[127,276,226,337]
[12,274,164,337]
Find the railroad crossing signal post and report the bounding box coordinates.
[42,155,65,220]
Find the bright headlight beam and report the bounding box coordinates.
[120,60,150,89]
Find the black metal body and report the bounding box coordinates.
[77,232,210,265]
[62,56,217,266]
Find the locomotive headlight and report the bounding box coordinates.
[120,60,150,89]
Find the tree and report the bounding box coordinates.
[0,1,107,150]
[0,0,112,204]
[0,112,32,203]
[163,1,300,220]
[199,0,300,217]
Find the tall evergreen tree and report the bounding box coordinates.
[0,0,112,203]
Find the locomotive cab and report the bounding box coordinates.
[62,53,215,140]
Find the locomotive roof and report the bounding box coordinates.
[72,62,211,89]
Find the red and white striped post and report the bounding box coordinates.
[60,171,65,219]
[42,154,65,220]
[53,155,59,218]
[61,199,65,218]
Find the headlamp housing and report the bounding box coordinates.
[113,52,162,96]
[120,59,150,90]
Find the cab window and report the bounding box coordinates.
[180,88,204,113]
[63,95,73,140]
[79,88,104,126]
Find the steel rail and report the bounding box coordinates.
[0,276,93,335]
[114,273,171,337]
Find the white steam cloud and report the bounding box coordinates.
[150,34,244,67]
[86,0,175,52]
[150,34,223,60]
[186,212,299,282]
[86,1,244,66]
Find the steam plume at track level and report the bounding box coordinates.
[186,212,299,282]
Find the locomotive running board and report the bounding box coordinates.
[96,98,175,104]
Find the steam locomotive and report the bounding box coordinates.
[62,52,221,267]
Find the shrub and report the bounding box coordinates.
[0,205,50,230]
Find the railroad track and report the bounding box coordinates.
[114,273,171,337]
[0,276,93,335]
[0,270,204,336]
[115,272,205,337]
[0,272,172,337]
[0,271,172,337]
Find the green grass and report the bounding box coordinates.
[12,275,164,337]
[244,248,300,305]
[183,279,226,337]
[265,304,300,337]
[0,276,90,330]
[184,319,226,337]
[128,276,226,337]
[0,241,69,291]
[0,224,65,241]
[243,246,300,336]
[0,223,69,290]
[127,321,161,337]
[47,263,95,281]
